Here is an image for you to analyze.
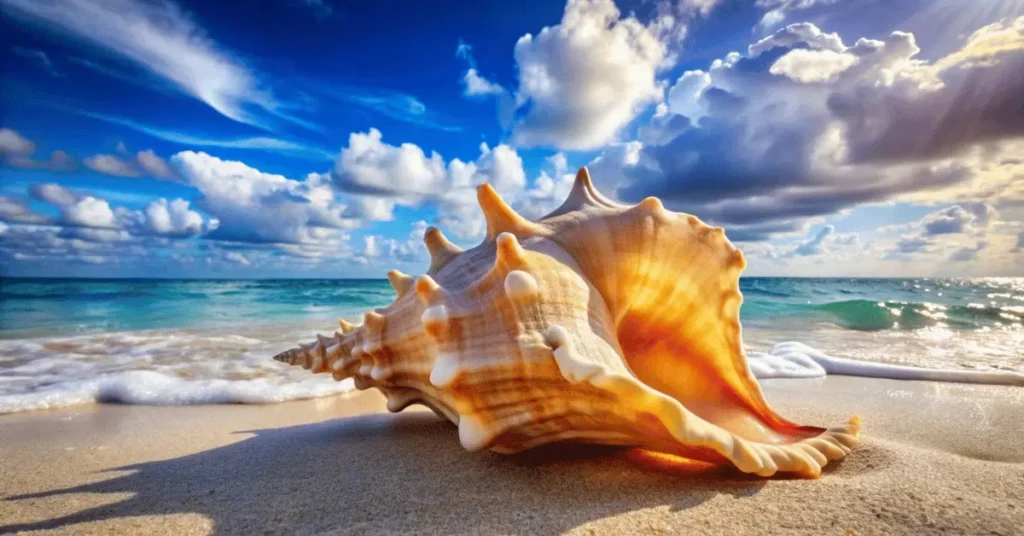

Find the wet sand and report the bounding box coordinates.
[0,376,1021,535]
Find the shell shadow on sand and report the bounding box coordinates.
[0,410,886,535]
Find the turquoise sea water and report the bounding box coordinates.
[2,277,1022,338]
[0,277,1021,414]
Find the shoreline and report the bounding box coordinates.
[1,376,1021,535]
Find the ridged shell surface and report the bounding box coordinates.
[275,167,861,478]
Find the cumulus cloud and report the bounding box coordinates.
[509,0,672,150]
[332,129,447,198]
[769,48,858,82]
[61,197,120,228]
[887,203,998,259]
[173,151,358,244]
[588,17,1024,242]
[331,129,534,240]
[0,187,219,267]
[144,198,205,237]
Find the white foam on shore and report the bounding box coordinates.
[2,329,1021,415]
[749,341,1024,386]
[0,329,356,415]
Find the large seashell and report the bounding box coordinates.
[275,168,860,478]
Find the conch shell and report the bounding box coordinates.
[275,168,860,478]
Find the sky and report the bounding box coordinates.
[0,0,1022,279]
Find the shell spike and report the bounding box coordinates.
[477,183,542,241]
[542,166,624,218]
[363,311,386,331]
[415,274,444,304]
[338,318,355,334]
[424,227,463,274]
[495,232,528,270]
[386,269,414,299]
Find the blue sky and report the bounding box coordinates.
[1,0,1022,278]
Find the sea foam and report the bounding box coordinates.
[1,328,1021,416]
[749,341,1024,386]
[0,328,356,415]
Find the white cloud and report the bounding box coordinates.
[754,0,839,32]
[83,154,142,177]
[665,70,711,120]
[332,128,447,198]
[172,150,357,244]
[463,68,505,96]
[225,252,250,266]
[0,0,280,128]
[769,49,858,83]
[61,196,118,228]
[342,196,396,221]
[748,21,844,56]
[362,235,380,258]
[510,0,670,150]
[332,129,538,240]
[144,198,204,237]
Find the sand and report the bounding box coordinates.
[0,376,1021,535]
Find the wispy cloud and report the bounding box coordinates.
[75,110,335,161]
[311,83,461,132]
[12,47,62,77]
[1,0,314,132]
[66,56,174,95]
[297,0,336,20]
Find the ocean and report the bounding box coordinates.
[1,277,1022,414]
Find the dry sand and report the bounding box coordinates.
[0,375,1021,535]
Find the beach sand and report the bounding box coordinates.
[1,376,1021,535]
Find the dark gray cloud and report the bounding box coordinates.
[602,18,1024,241]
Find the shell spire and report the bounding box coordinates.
[338,318,355,334]
[476,183,544,241]
[423,227,463,274]
[544,167,625,219]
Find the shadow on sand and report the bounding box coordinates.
[1,411,859,534]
